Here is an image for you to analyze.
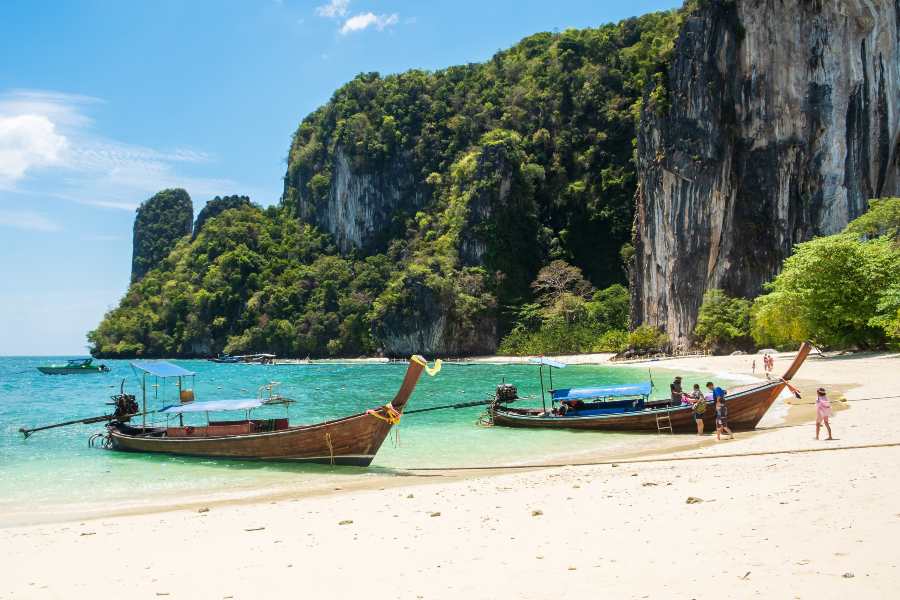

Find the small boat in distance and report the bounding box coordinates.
[209,353,241,363]
[37,358,110,375]
[100,355,439,465]
[209,353,276,364]
[487,343,812,432]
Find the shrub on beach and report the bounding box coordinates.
[693,289,752,353]
[626,325,668,353]
[751,199,900,350]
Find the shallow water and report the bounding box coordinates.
[0,357,728,522]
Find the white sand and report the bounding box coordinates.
[4,350,900,599]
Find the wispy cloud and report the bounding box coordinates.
[340,12,399,34]
[0,208,62,232]
[315,0,349,18]
[0,89,239,210]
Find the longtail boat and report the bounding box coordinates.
[487,342,811,432]
[37,358,110,375]
[100,355,438,465]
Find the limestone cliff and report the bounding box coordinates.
[290,147,425,254]
[633,0,900,347]
[131,188,193,282]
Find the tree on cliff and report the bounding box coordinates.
[193,195,251,239]
[131,189,193,282]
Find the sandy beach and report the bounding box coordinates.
[4,349,900,599]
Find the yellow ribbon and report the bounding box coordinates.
[412,355,442,376]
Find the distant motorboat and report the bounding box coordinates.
[37,358,110,375]
[209,353,241,363]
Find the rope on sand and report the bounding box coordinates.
[397,392,900,472]
[399,441,900,472]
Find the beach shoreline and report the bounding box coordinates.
[4,350,900,599]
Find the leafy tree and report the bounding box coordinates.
[531,260,594,307]
[627,325,668,353]
[843,197,900,242]
[750,234,900,350]
[693,289,752,352]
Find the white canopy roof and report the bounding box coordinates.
[159,398,264,414]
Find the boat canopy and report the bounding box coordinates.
[528,357,567,369]
[159,398,264,414]
[552,381,653,402]
[66,358,93,366]
[131,361,196,378]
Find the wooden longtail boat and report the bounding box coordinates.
[488,343,811,432]
[104,355,436,465]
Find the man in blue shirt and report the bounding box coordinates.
[706,382,726,402]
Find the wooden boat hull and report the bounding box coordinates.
[490,343,811,433]
[106,356,428,465]
[491,379,784,432]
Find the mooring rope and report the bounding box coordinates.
[398,440,900,472]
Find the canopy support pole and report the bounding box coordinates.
[539,364,546,412]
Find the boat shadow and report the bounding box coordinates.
[103,449,409,477]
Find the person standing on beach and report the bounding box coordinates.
[670,376,683,405]
[691,387,707,435]
[816,387,834,440]
[752,359,756,375]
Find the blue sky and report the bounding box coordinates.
[0,0,681,355]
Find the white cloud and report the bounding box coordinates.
[0,89,240,211]
[340,12,399,34]
[315,0,349,18]
[0,114,68,186]
[0,209,62,232]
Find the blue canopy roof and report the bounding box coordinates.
[159,398,263,414]
[131,361,196,378]
[529,357,567,369]
[552,381,652,402]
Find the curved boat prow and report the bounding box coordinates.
[781,341,813,381]
[389,355,440,413]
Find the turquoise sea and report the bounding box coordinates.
[0,357,725,524]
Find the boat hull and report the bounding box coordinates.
[490,342,811,433]
[38,366,109,375]
[108,413,396,465]
[105,356,427,465]
[490,380,785,432]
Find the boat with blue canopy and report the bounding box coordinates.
[99,356,440,464]
[486,343,812,432]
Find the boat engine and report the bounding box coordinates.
[110,393,139,421]
[495,383,518,403]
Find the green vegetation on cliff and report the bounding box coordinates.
[131,189,193,282]
[92,10,688,357]
[90,204,388,357]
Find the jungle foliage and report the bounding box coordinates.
[750,198,900,351]
[93,9,688,357]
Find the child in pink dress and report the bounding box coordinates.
[815,387,833,440]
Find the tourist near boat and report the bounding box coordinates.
[36,358,110,375]
[21,355,441,466]
[486,342,811,432]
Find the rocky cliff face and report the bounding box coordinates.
[131,188,193,282]
[292,148,426,254]
[633,0,900,347]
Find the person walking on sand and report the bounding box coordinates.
[715,395,733,440]
[752,359,756,375]
[815,387,833,440]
